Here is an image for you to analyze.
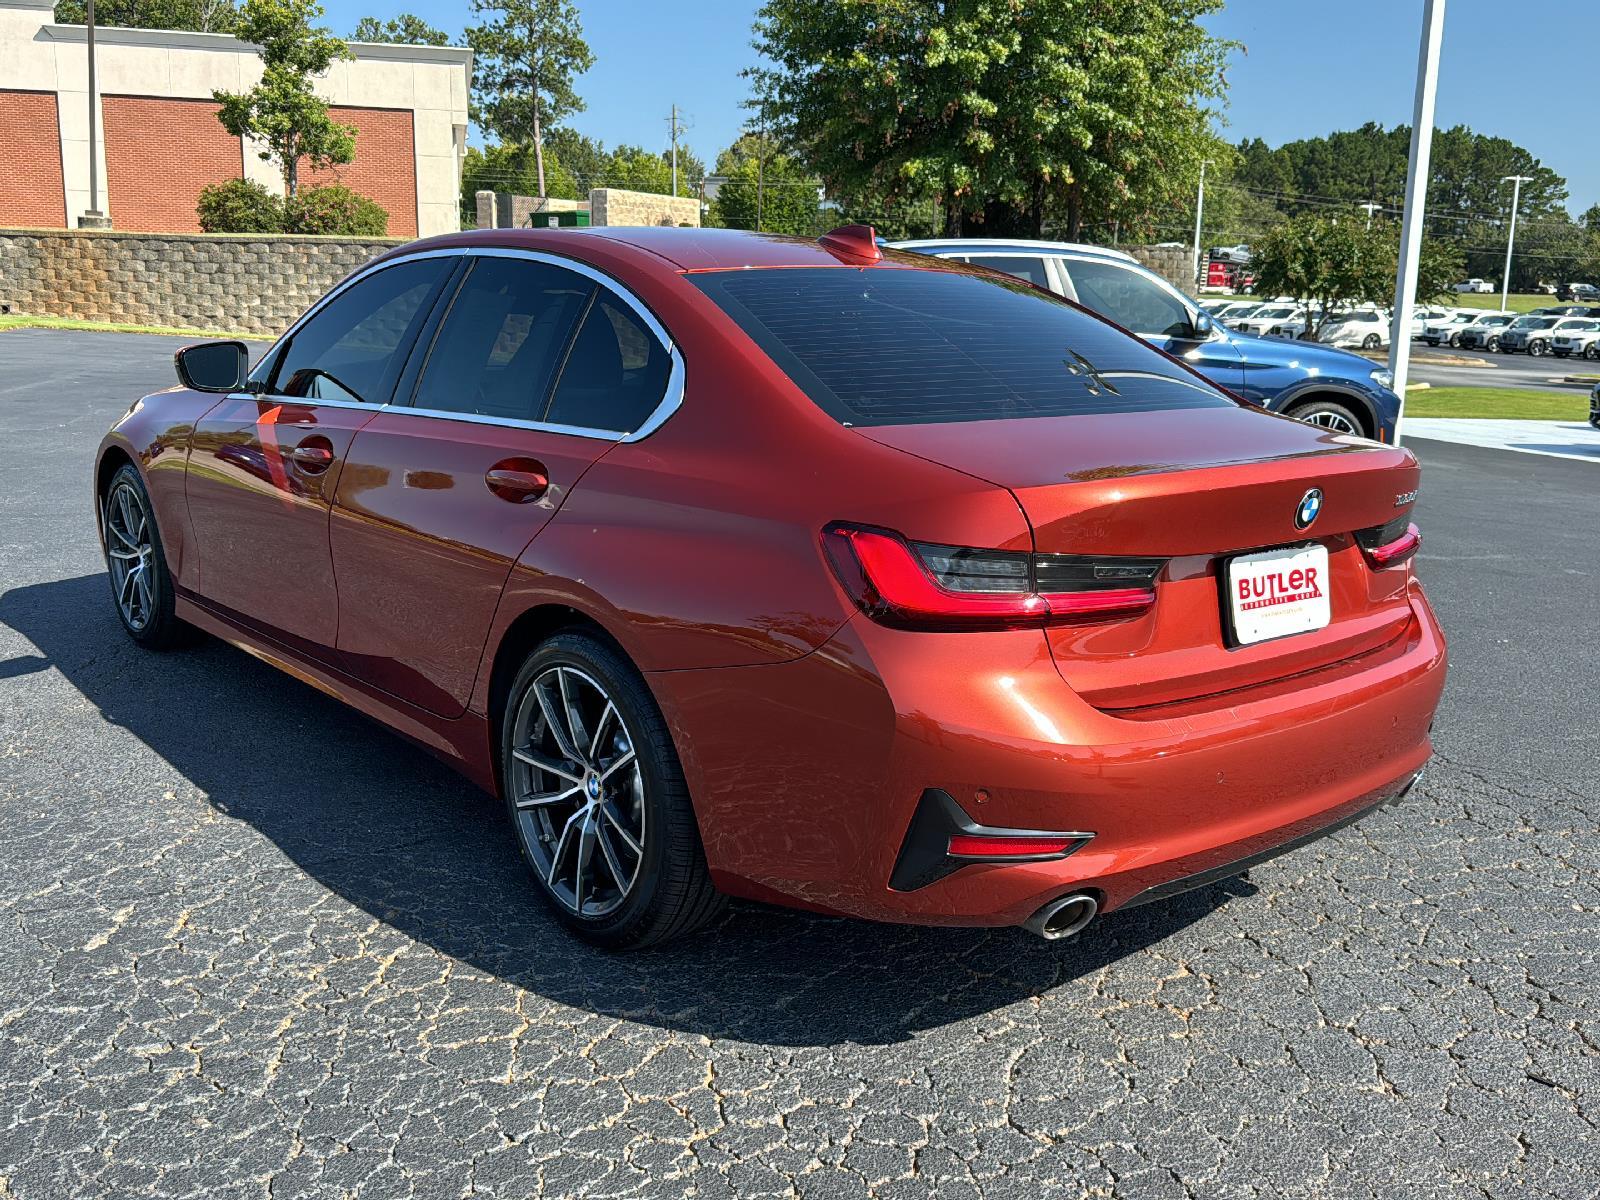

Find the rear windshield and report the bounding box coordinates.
[690,266,1230,427]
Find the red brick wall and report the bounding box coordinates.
[0,91,67,229]
[103,96,242,233]
[301,107,417,238]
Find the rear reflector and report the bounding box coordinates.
[947,834,1079,858]
[823,523,1163,630]
[1361,521,1421,568]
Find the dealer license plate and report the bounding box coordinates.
[1226,544,1331,646]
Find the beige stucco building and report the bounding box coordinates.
[0,0,470,237]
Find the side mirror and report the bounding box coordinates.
[174,340,249,393]
[1191,309,1217,339]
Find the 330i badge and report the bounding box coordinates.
[94,225,1447,947]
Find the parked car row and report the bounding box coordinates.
[1419,306,1600,354]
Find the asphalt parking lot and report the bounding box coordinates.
[1,328,1596,1200]
[1408,343,1595,390]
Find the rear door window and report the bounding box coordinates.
[1059,258,1194,337]
[691,266,1229,427]
[410,256,594,421]
[543,288,673,433]
[966,255,1052,291]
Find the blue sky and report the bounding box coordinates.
[321,0,1597,214]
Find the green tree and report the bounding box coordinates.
[749,0,1233,239]
[543,128,609,190]
[1252,213,1461,337]
[54,0,236,31]
[707,133,818,235]
[214,0,355,197]
[350,13,449,44]
[466,0,594,198]
[1232,123,1568,224]
[461,142,579,211]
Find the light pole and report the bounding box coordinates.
[1360,202,1382,229]
[1385,0,1447,444]
[1190,158,1212,289]
[78,0,110,228]
[1499,174,1533,312]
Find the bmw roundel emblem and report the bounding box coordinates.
[1295,488,1324,530]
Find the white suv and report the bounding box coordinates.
[1550,320,1600,359]
[1317,308,1390,350]
[1422,311,1507,347]
[1230,303,1310,338]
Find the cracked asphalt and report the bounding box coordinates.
[1,328,1596,1199]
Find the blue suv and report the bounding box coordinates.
[892,239,1402,441]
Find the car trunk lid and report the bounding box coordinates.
[859,407,1420,710]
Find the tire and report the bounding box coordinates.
[101,463,188,649]
[1584,344,1599,361]
[499,631,724,949]
[1423,338,1438,347]
[1485,336,1500,352]
[1528,340,1548,357]
[1287,399,1365,437]
[1448,332,1462,348]
[1361,333,1382,350]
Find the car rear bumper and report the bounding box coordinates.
[654,584,1447,929]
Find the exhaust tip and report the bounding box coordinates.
[1022,892,1098,941]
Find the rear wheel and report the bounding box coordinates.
[101,464,187,649]
[1287,399,1365,437]
[500,632,724,948]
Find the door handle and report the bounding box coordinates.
[289,437,335,472]
[486,459,550,503]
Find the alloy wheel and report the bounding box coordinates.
[105,482,155,631]
[1302,410,1360,435]
[508,665,646,919]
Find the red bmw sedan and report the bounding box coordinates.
[95,226,1445,947]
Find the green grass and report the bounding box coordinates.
[0,314,254,339]
[1404,385,1589,420]
[1448,292,1557,314]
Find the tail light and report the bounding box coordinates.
[823,523,1165,630]
[1356,514,1421,569]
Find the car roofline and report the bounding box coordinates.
[888,238,1140,263]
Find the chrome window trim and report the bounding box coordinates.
[244,244,685,444]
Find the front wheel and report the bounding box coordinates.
[1361,333,1382,350]
[1584,344,1599,361]
[1528,340,1548,357]
[101,464,188,649]
[1485,336,1501,352]
[500,632,724,948]
[1288,399,1364,437]
[1448,332,1463,348]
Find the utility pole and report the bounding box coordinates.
[666,104,682,197]
[528,30,546,199]
[79,0,110,228]
[756,115,766,233]
[1360,202,1382,229]
[1385,0,1447,444]
[1190,158,1212,288]
[1499,174,1533,312]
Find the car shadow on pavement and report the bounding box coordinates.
[2,573,1247,1047]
